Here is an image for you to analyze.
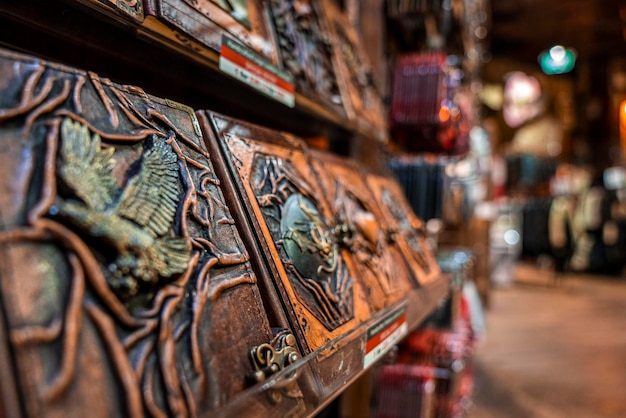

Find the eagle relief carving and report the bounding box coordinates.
[52,118,190,299]
[0,57,272,417]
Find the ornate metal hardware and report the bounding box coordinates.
[248,331,303,404]
[248,332,301,385]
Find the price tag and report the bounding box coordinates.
[219,35,295,107]
[364,307,408,369]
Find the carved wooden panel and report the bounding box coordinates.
[144,0,278,62]
[321,0,385,133]
[267,0,345,116]
[365,172,441,285]
[0,48,305,417]
[309,150,416,311]
[201,112,374,356]
[77,0,144,22]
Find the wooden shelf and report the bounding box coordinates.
[213,278,450,418]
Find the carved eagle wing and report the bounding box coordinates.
[58,118,118,211]
[116,136,180,238]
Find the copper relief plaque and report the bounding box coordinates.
[79,0,144,21]
[146,0,278,62]
[0,49,301,417]
[321,0,385,132]
[268,0,345,115]
[366,173,441,285]
[310,151,416,311]
[204,114,372,353]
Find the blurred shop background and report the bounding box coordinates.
[357,0,626,417]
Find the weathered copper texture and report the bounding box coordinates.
[144,0,278,62]
[321,0,386,133]
[200,112,375,356]
[309,150,416,311]
[268,0,345,115]
[0,48,305,417]
[365,172,441,285]
[79,0,144,21]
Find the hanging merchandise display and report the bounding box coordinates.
[389,53,471,153]
[389,155,483,225]
[518,173,626,277]
[373,250,479,418]
[389,155,447,221]
[390,53,447,127]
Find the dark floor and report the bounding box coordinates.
[468,263,626,418]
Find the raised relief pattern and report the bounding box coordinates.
[252,154,354,330]
[54,118,190,300]
[269,0,343,109]
[381,188,431,273]
[0,54,263,417]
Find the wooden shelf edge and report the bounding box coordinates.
[214,273,450,418]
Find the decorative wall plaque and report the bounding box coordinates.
[202,112,373,354]
[0,48,304,417]
[366,172,441,285]
[267,0,345,116]
[321,0,385,133]
[78,0,144,21]
[144,0,278,63]
[309,151,416,310]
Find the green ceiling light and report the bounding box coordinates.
[538,45,576,75]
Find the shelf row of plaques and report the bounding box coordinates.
[0,47,443,417]
[74,0,386,140]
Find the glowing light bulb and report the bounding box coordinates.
[538,46,576,75]
[549,45,566,62]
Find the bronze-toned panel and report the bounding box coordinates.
[202,112,373,355]
[267,0,346,116]
[76,0,144,22]
[309,150,416,311]
[321,0,386,135]
[0,48,304,417]
[365,172,441,285]
[144,0,278,62]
